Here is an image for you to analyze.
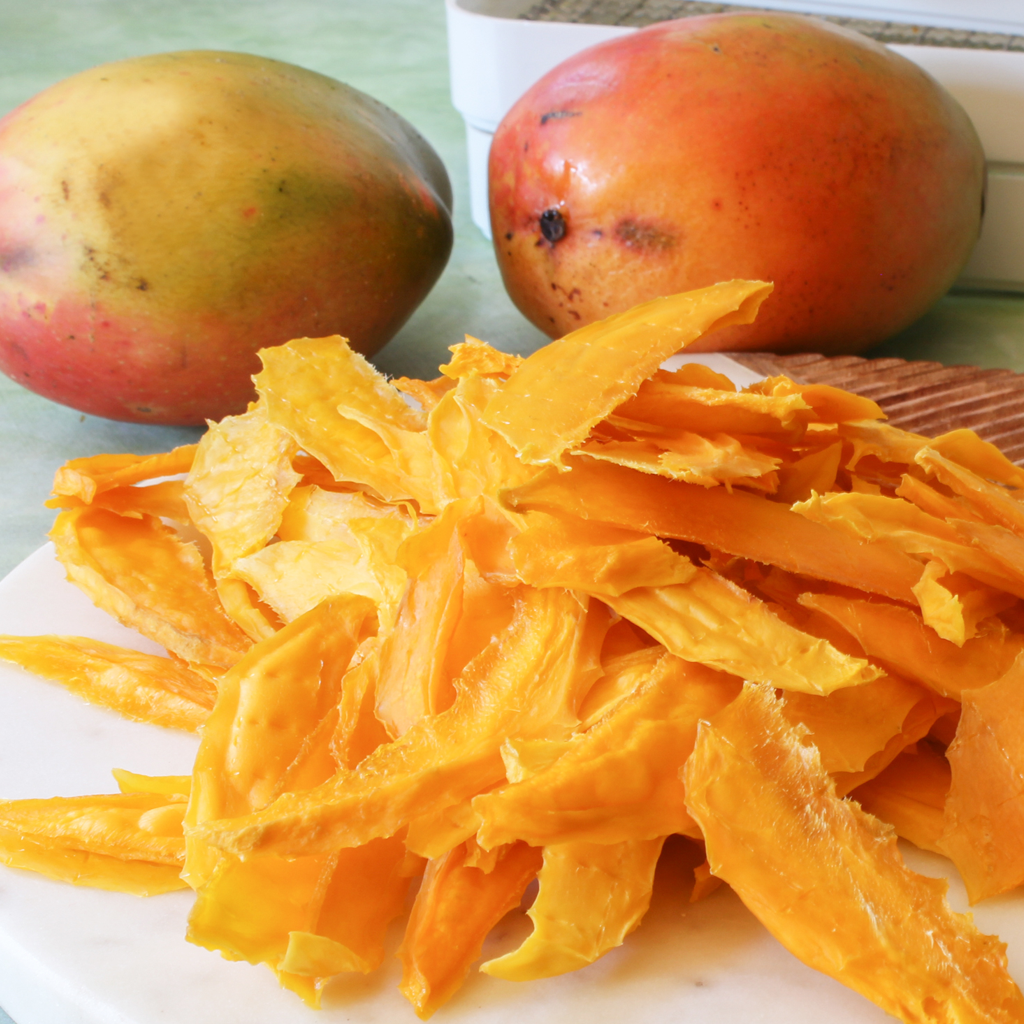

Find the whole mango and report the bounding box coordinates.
[490,13,985,353]
[0,51,453,424]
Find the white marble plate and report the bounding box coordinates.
[1,356,1023,1023]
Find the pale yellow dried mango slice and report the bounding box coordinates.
[939,652,1024,903]
[481,281,772,467]
[255,336,439,511]
[474,653,739,849]
[191,587,593,859]
[50,507,251,669]
[439,336,523,380]
[183,402,301,574]
[481,837,665,981]
[399,840,542,1019]
[853,745,950,856]
[0,634,215,731]
[49,445,197,505]
[683,682,1024,1024]
[502,457,924,604]
[800,591,1024,699]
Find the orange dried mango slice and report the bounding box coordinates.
[481,281,772,467]
[255,336,438,511]
[514,523,875,694]
[929,428,1024,489]
[575,432,780,491]
[780,674,952,791]
[746,375,884,424]
[48,479,192,522]
[939,652,1024,903]
[481,836,665,982]
[917,447,1024,536]
[852,745,950,856]
[474,653,739,849]
[438,335,523,380]
[183,402,301,574]
[191,587,593,859]
[49,445,197,505]
[773,441,843,503]
[799,590,1024,699]
[50,506,251,669]
[399,840,542,1019]
[502,457,924,604]
[683,682,1024,1024]
[0,634,215,731]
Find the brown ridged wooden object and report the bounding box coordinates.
[727,352,1024,465]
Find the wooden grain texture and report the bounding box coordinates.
[727,352,1024,465]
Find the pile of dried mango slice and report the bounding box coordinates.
[2,278,1024,1020]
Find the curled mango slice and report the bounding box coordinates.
[684,682,1024,1024]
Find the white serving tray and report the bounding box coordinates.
[446,0,1024,292]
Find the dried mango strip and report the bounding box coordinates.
[928,428,1024,489]
[481,837,665,982]
[746,375,884,424]
[48,479,192,522]
[780,674,948,781]
[49,444,197,505]
[183,403,301,574]
[474,654,739,849]
[113,769,191,799]
[50,507,250,669]
[853,746,950,856]
[568,565,875,694]
[510,513,697,599]
[576,433,779,491]
[896,473,984,525]
[683,682,1024,1024]
[0,828,187,896]
[773,442,842,504]
[429,375,541,503]
[255,336,438,511]
[191,587,592,859]
[186,594,378,885]
[502,457,923,604]
[399,840,542,1019]
[281,835,418,978]
[800,591,1024,699]
[611,370,810,439]
[939,653,1024,903]
[840,420,929,473]
[0,635,215,731]
[215,577,280,643]
[438,336,523,380]
[792,490,1024,602]
[481,280,772,467]
[917,447,1024,536]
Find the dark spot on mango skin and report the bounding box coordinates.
[540,110,582,126]
[61,180,70,201]
[540,208,567,243]
[615,219,676,251]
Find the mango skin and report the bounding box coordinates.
[489,13,985,352]
[0,51,453,424]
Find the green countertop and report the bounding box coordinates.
[0,5,1023,1019]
